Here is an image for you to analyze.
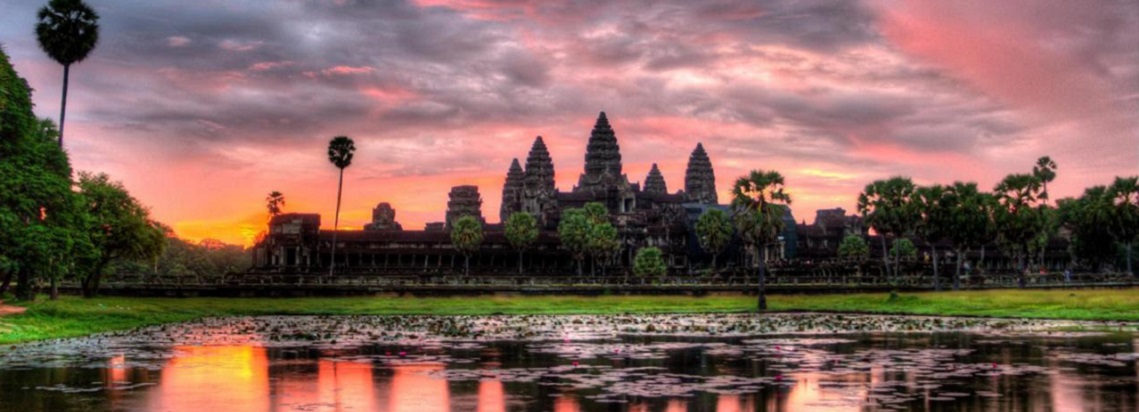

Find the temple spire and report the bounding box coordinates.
[684,143,717,204]
[500,158,524,222]
[575,111,623,193]
[524,136,555,194]
[644,163,667,194]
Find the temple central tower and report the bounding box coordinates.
[575,112,628,195]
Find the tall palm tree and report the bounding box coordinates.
[327,136,355,276]
[731,169,791,311]
[266,191,285,219]
[1032,156,1057,205]
[36,0,100,147]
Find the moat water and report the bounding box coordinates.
[1,314,1137,411]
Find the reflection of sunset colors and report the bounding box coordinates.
[320,360,377,411]
[666,399,687,412]
[0,1,1133,246]
[716,394,756,412]
[390,364,450,412]
[149,346,269,412]
[783,372,861,412]
[554,395,580,412]
[477,379,506,412]
[105,354,128,409]
[273,359,378,411]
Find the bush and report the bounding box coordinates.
[633,247,667,278]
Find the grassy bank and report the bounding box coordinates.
[2,288,1138,344]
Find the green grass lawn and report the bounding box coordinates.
[2,288,1138,344]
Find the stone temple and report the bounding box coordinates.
[253,112,860,275]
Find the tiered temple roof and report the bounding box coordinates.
[684,143,717,204]
[363,202,403,232]
[574,112,627,194]
[644,163,667,195]
[523,136,555,197]
[500,158,524,222]
[445,185,484,228]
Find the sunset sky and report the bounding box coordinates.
[2,0,1136,246]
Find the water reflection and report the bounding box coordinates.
[149,346,270,412]
[477,379,505,412]
[1,321,1138,412]
[391,364,449,412]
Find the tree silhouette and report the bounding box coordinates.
[326,136,354,276]
[1033,156,1057,205]
[266,191,285,219]
[731,169,791,311]
[993,173,1045,287]
[857,177,918,284]
[1108,176,1139,275]
[912,184,950,290]
[943,182,995,289]
[36,0,100,147]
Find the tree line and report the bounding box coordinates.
[1,34,245,301]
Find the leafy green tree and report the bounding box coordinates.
[731,169,791,311]
[633,247,667,278]
[695,209,733,275]
[582,202,609,225]
[912,184,951,290]
[557,208,591,276]
[577,202,615,277]
[587,222,620,277]
[266,191,285,218]
[857,177,918,282]
[504,212,538,275]
[0,49,91,301]
[943,182,994,289]
[450,215,483,276]
[326,136,355,275]
[1108,176,1139,275]
[36,0,100,147]
[837,235,869,260]
[76,172,165,297]
[993,173,1045,287]
[889,238,917,261]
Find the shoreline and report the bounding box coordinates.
[3,288,1139,345]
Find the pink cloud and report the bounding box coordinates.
[166,36,191,47]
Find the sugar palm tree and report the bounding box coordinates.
[450,215,484,276]
[1032,156,1057,205]
[731,169,791,311]
[36,0,100,147]
[327,136,355,276]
